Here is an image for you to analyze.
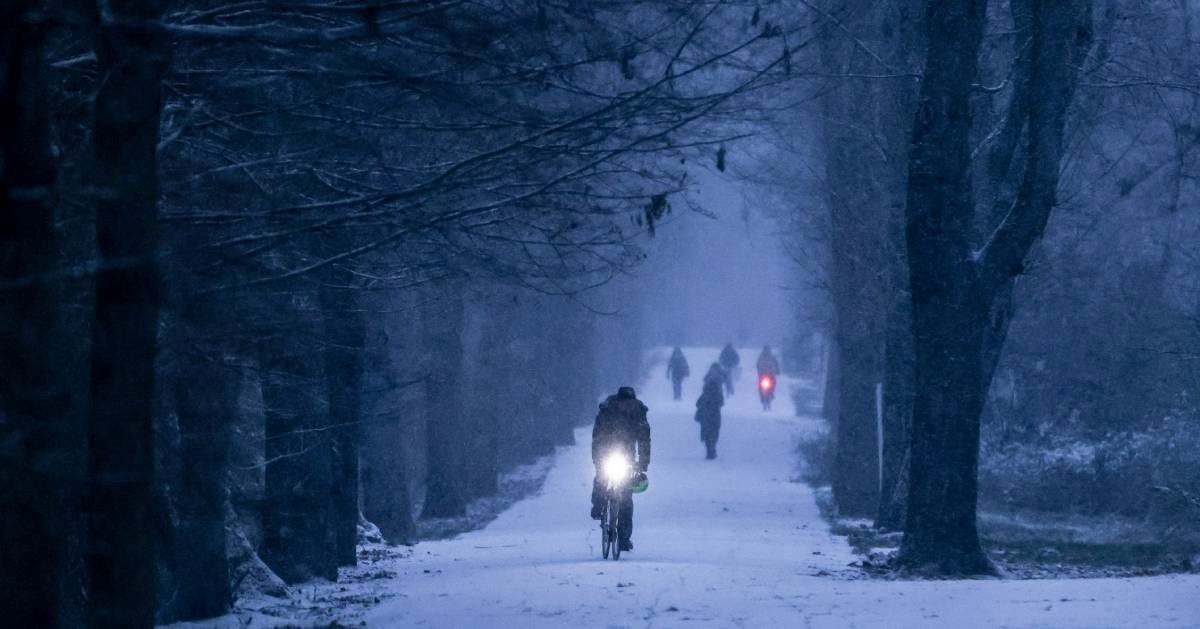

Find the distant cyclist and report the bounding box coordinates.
[756,346,780,411]
[756,345,780,379]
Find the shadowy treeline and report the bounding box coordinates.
[0,1,789,625]
[761,0,1200,574]
[9,0,1198,624]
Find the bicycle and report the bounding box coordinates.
[759,372,776,411]
[598,451,631,560]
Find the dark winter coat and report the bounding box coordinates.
[667,348,690,381]
[719,344,740,369]
[695,378,724,442]
[591,391,651,472]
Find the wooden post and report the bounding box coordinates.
[876,382,884,496]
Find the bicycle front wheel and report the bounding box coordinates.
[608,499,622,561]
[601,499,613,559]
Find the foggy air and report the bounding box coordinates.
[1,1,1197,628]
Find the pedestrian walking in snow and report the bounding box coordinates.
[666,347,690,401]
[696,364,725,459]
[718,343,740,395]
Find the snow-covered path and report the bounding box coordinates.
[221,346,1200,628]
[355,346,860,627]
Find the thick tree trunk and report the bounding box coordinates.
[360,293,423,544]
[820,338,839,422]
[824,122,884,516]
[0,6,72,623]
[86,1,169,624]
[423,293,469,518]
[877,286,913,530]
[170,304,234,620]
[172,364,234,618]
[873,0,924,531]
[260,330,338,583]
[361,409,418,543]
[817,0,923,517]
[901,285,992,573]
[460,296,499,499]
[900,0,1091,574]
[899,0,991,575]
[320,285,366,567]
[830,332,881,516]
[423,406,466,518]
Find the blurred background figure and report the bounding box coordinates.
[666,347,690,401]
[718,343,740,396]
[756,346,780,411]
[756,345,779,380]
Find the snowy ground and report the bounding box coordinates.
[186,347,1200,628]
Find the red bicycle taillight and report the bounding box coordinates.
[759,375,774,393]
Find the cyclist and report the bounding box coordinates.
[589,386,650,552]
[756,345,780,410]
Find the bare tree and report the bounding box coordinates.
[0,2,75,624]
[900,0,1093,574]
[85,0,171,624]
[810,0,923,519]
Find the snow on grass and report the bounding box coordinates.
[419,454,557,541]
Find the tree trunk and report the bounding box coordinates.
[170,305,234,620]
[423,293,469,518]
[877,284,914,530]
[460,296,499,499]
[817,0,924,517]
[830,332,881,516]
[899,0,1091,574]
[824,116,885,516]
[361,409,419,543]
[0,6,72,623]
[320,285,366,567]
[260,328,338,583]
[874,0,925,531]
[820,337,840,422]
[360,292,422,544]
[86,1,169,624]
[899,0,991,575]
[902,283,992,573]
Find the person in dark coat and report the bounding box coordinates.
[695,364,725,459]
[666,347,690,400]
[590,386,651,551]
[718,343,740,395]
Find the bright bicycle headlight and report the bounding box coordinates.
[602,452,631,483]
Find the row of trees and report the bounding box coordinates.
[0,0,791,625]
[769,0,1199,574]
